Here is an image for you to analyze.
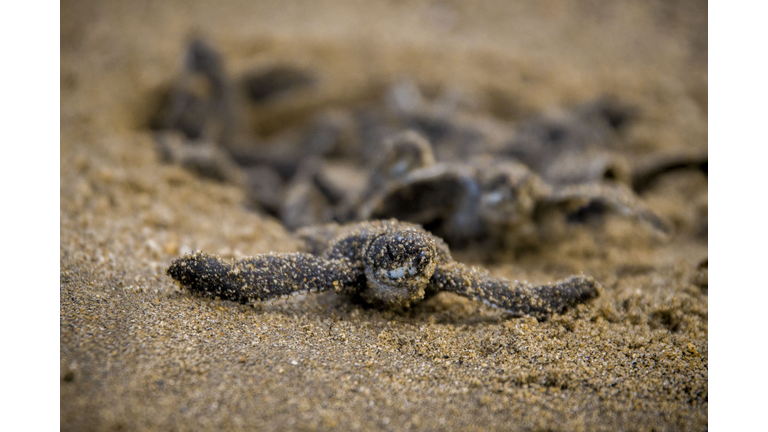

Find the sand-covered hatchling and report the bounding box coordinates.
[149,41,696,253]
[360,144,670,247]
[167,220,599,319]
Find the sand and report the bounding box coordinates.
[60,1,707,430]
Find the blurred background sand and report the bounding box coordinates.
[61,1,707,430]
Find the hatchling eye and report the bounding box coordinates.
[413,251,427,267]
[489,176,510,191]
[386,246,398,261]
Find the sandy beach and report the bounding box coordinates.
[61,1,707,430]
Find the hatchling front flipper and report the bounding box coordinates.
[430,262,599,320]
[544,183,671,234]
[167,251,363,304]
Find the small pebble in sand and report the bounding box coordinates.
[167,220,599,319]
